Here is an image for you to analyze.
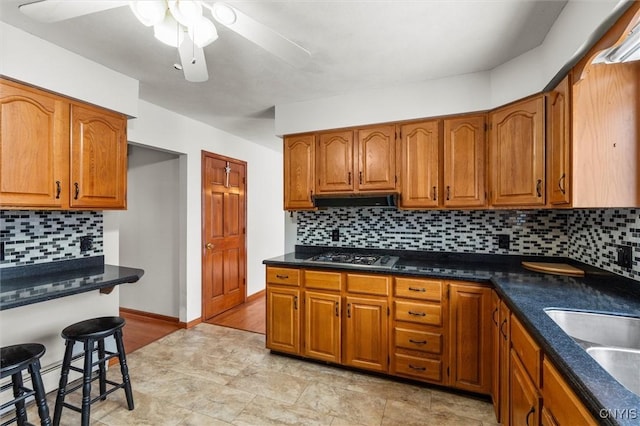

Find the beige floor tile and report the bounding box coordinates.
[185,383,256,422]
[382,399,483,426]
[226,368,310,404]
[97,391,192,426]
[233,395,335,426]
[430,389,497,425]
[297,382,386,426]
[178,411,234,425]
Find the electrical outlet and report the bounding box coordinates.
[498,234,510,250]
[331,229,340,242]
[616,245,632,269]
[80,236,93,252]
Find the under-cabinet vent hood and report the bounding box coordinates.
[312,193,398,208]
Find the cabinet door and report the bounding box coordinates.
[547,76,571,206]
[70,103,127,208]
[499,301,511,424]
[449,282,492,394]
[304,291,341,363]
[0,79,69,208]
[344,296,388,372]
[400,120,441,208]
[491,291,501,422]
[490,96,545,206]
[357,125,397,191]
[266,286,301,355]
[510,351,541,426]
[284,134,315,210]
[444,115,486,207]
[316,130,354,193]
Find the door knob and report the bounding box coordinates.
[205,243,214,250]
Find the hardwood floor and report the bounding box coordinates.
[120,291,265,356]
[206,290,266,334]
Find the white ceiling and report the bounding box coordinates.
[0,1,568,151]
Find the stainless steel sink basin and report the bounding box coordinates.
[587,347,640,396]
[544,309,640,349]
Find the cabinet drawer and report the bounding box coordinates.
[346,273,390,296]
[395,277,443,302]
[393,354,442,382]
[395,301,442,326]
[304,270,343,291]
[511,315,541,386]
[266,267,300,286]
[394,327,442,354]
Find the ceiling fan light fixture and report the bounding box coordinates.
[188,16,218,48]
[129,0,167,27]
[211,2,236,26]
[154,14,184,47]
[168,0,202,27]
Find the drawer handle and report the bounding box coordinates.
[408,311,426,317]
[276,274,289,279]
[409,339,427,345]
[408,287,426,292]
[409,364,426,371]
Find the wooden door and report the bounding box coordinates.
[284,134,315,210]
[266,286,300,354]
[547,76,571,206]
[449,282,492,394]
[357,125,397,191]
[304,291,341,363]
[316,130,354,193]
[0,79,69,208]
[70,103,127,209]
[510,351,540,426]
[202,152,247,320]
[344,296,388,372]
[490,96,545,206]
[400,120,441,208]
[444,115,486,207]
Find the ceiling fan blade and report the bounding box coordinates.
[178,39,209,82]
[207,3,311,68]
[19,0,127,23]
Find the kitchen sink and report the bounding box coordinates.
[544,308,640,397]
[586,347,640,396]
[544,309,640,349]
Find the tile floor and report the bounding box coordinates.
[9,324,498,425]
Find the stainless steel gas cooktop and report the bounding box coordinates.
[306,252,399,269]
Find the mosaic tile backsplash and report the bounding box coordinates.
[0,210,103,268]
[296,208,640,281]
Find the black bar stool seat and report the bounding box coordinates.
[53,317,133,426]
[1,343,51,426]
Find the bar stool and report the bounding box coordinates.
[53,317,134,426]
[0,343,51,426]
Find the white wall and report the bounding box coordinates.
[127,100,284,323]
[118,145,181,317]
[275,0,623,136]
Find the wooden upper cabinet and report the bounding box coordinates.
[400,120,441,208]
[0,79,69,208]
[547,76,571,206]
[316,130,354,193]
[443,115,486,208]
[357,125,397,191]
[283,134,315,210]
[70,103,127,209]
[490,96,545,206]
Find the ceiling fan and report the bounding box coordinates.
[18,0,311,82]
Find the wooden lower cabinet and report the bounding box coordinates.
[449,282,492,394]
[344,296,388,372]
[541,359,598,426]
[304,291,341,363]
[266,286,300,355]
[510,350,541,426]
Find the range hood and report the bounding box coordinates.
[312,193,398,208]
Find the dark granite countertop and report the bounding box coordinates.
[0,256,144,310]
[263,247,640,426]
